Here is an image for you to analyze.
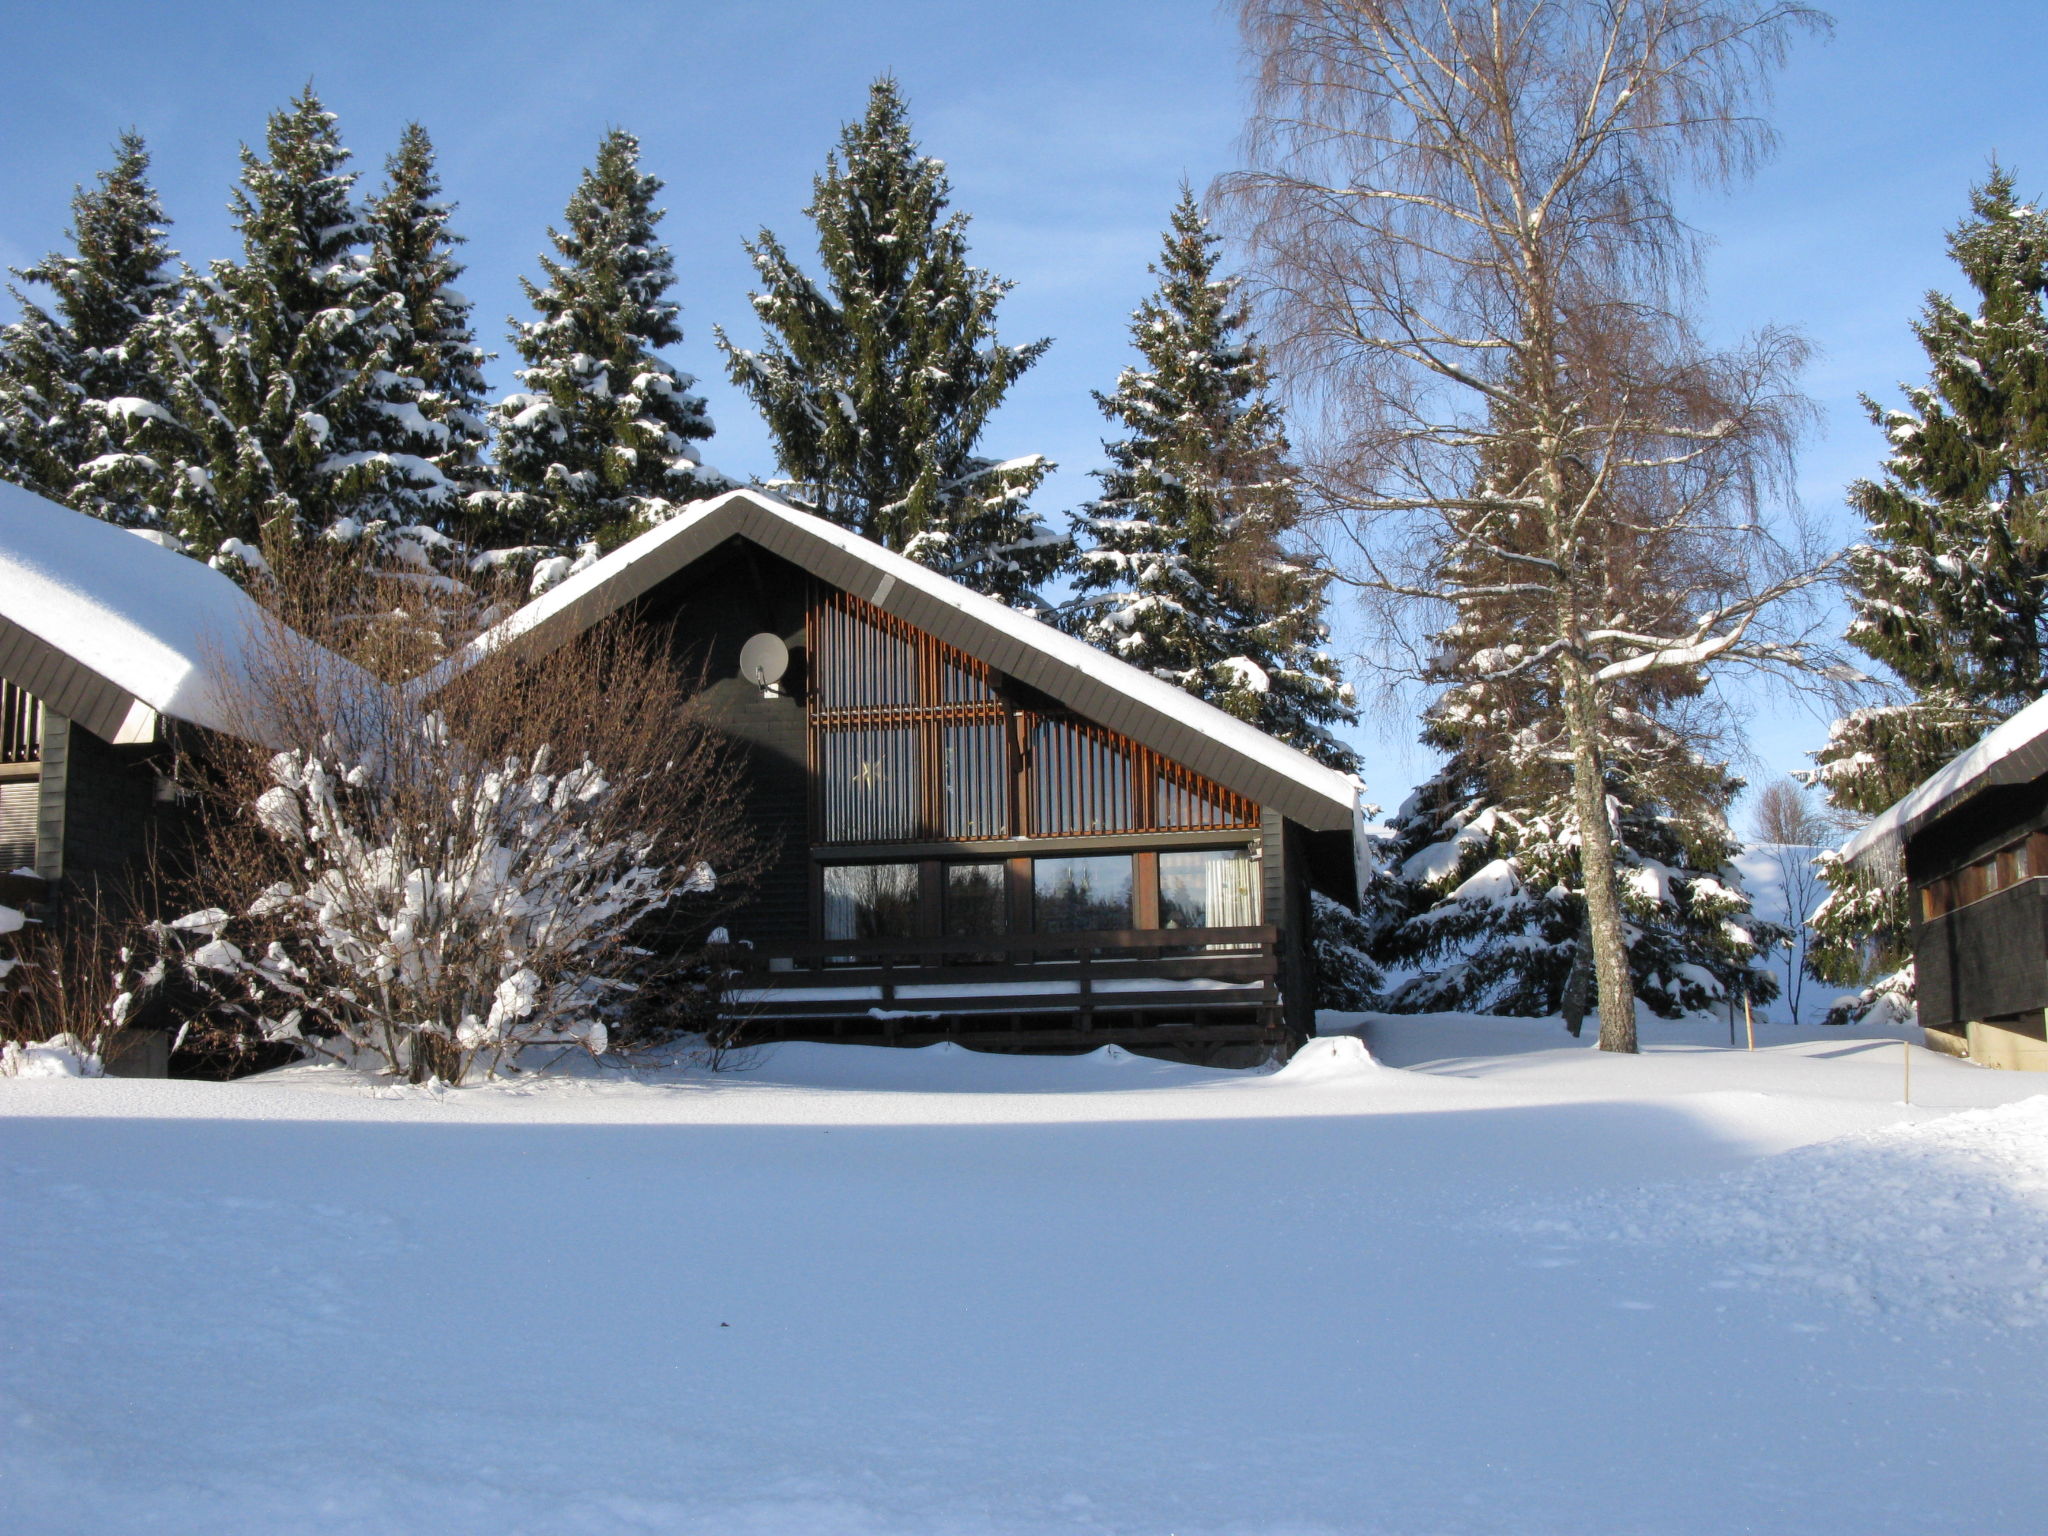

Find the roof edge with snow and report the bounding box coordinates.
[1842,691,2048,874]
[0,479,373,746]
[416,488,1365,833]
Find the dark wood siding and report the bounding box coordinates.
[631,540,814,947]
[1908,778,2048,885]
[1915,878,2048,1029]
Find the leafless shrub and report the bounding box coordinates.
[124,561,764,1084]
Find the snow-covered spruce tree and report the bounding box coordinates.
[488,129,725,556]
[1362,454,1783,1024]
[1067,189,1358,766]
[145,89,431,559]
[1809,170,2048,1011]
[361,122,492,532]
[716,77,1062,609]
[1310,892,1383,1011]
[0,131,181,527]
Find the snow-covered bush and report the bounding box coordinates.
[130,608,760,1083]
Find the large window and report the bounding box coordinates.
[809,588,1259,845]
[945,862,1008,939]
[822,863,921,943]
[1034,855,1133,932]
[1159,847,1261,930]
[812,592,1009,843]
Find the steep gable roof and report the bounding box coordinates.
[1843,692,2048,875]
[419,488,1365,833]
[0,479,366,745]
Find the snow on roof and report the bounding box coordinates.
[0,479,358,741]
[1841,691,2048,874]
[422,488,1365,831]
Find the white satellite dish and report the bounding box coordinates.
[739,632,790,696]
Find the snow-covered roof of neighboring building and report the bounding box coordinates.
[1842,692,2048,875]
[0,479,360,744]
[418,488,1366,835]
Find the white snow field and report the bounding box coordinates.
[5,1014,2048,1535]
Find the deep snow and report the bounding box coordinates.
[4,1012,2046,1535]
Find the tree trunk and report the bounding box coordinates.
[1559,657,1638,1052]
[1560,912,1593,1038]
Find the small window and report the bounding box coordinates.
[1033,855,1133,933]
[945,862,1008,940]
[1158,847,1261,930]
[822,862,921,943]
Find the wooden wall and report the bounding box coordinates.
[1910,778,2048,1031]
[634,539,815,947]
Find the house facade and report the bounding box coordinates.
[1844,694,2048,1070]
[429,489,1366,1055]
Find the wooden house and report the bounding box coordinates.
[0,484,252,903]
[1843,695,2048,1070]
[0,481,363,928]
[426,488,1367,1056]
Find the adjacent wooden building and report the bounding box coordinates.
[1844,695,2048,1070]
[427,488,1366,1055]
[0,485,275,906]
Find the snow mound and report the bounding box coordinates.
[1512,1098,2048,1323]
[1271,1034,1379,1082]
[1,1033,103,1078]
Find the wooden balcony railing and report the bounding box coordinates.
[717,924,1280,1024]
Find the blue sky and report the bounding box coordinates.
[5,1,2047,822]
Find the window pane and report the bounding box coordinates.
[945,862,1008,939]
[1033,855,1133,932]
[1158,848,1261,930]
[1031,718,1132,835]
[822,863,922,942]
[941,720,1008,839]
[820,726,920,841]
[816,601,917,711]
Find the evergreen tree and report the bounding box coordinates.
[489,128,725,553]
[1311,891,1384,1011]
[1066,189,1357,768]
[145,89,427,557]
[1810,170,2048,1002]
[0,132,180,526]
[716,77,1061,609]
[1364,444,1782,1021]
[362,123,492,532]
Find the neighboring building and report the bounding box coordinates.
[0,480,358,911]
[425,488,1367,1056]
[1844,694,2048,1070]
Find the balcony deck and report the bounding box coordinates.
[718,924,1284,1049]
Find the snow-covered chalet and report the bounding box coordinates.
[426,487,1367,1055]
[1845,693,2048,1070]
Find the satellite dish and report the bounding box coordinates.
[739,632,790,695]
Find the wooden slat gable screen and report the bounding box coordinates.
[1,680,40,764]
[809,588,1257,843]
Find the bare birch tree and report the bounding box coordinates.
[1221,0,1840,1050]
[1749,776,1827,1024]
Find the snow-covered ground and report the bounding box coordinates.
[5,1012,2047,1534]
